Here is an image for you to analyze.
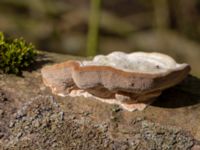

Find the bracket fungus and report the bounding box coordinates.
[41,52,190,111]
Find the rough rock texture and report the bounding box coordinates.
[0,51,200,149]
[41,52,190,111]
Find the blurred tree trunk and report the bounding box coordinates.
[86,0,101,56]
[29,0,46,18]
[153,0,170,30]
[152,0,171,52]
[174,0,199,39]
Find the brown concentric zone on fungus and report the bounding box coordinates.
[67,60,190,92]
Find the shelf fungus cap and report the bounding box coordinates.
[41,51,191,111]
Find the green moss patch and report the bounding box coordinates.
[0,32,37,74]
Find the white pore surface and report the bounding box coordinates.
[81,52,186,73]
[68,89,147,111]
[55,89,147,111]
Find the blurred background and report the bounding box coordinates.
[0,0,200,76]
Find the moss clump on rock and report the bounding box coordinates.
[0,32,37,74]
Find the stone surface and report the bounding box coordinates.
[41,51,190,111]
[0,51,199,149]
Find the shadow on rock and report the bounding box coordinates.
[12,53,54,77]
[152,75,200,108]
[27,53,54,71]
